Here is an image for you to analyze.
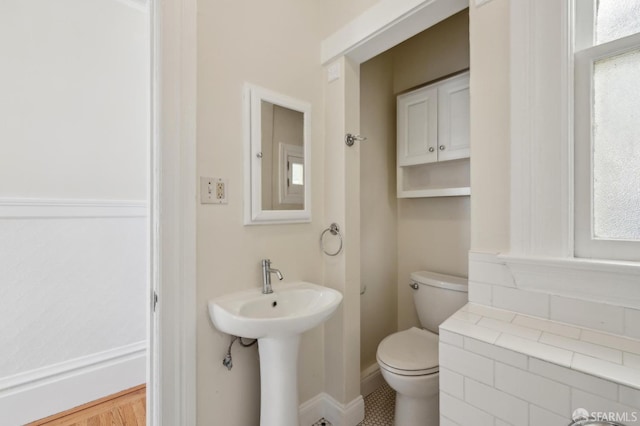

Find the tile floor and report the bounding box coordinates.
[311,382,395,426]
[359,382,395,426]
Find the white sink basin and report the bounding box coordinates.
[209,281,343,425]
[208,281,343,339]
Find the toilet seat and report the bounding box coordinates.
[376,327,439,376]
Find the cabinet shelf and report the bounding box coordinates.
[399,187,470,198]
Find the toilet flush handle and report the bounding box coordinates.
[409,282,419,290]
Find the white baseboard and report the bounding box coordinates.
[299,393,365,426]
[0,341,146,425]
[299,393,328,425]
[360,365,384,397]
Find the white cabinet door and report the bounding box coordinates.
[397,85,438,166]
[437,72,470,161]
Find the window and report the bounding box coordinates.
[279,143,304,205]
[574,0,640,261]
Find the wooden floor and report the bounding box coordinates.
[27,385,146,426]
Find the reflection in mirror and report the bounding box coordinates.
[260,101,304,211]
[244,84,311,225]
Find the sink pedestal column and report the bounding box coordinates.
[258,334,301,426]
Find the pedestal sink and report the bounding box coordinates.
[208,281,343,426]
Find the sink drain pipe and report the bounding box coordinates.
[222,335,258,370]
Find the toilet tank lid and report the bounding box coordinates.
[411,271,468,292]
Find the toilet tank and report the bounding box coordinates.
[410,271,468,334]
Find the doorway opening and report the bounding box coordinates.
[359,10,471,397]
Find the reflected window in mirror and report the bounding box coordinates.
[280,143,304,206]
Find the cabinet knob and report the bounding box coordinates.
[428,147,435,153]
[439,145,445,151]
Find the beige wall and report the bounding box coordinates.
[360,10,471,370]
[469,0,511,253]
[360,52,398,372]
[392,10,471,94]
[197,2,327,425]
[318,0,381,38]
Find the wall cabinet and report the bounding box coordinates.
[397,71,470,198]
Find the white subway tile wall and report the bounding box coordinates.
[550,296,626,335]
[448,252,640,425]
[467,252,640,339]
[463,337,528,369]
[440,307,640,426]
[467,281,493,306]
[493,285,550,317]
[439,367,465,399]
[529,405,568,426]
[439,342,495,385]
[441,392,494,426]
[626,309,640,340]
[465,377,529,425]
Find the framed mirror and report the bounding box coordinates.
[243,84,311,224]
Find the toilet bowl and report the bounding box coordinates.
[377,327,440,426]
[376,271,468,425]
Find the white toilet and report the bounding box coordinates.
[376,271,468,426]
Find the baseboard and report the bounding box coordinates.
[360,364,384,397]
[299,393,328,426]
[324,393,365,426]
[0,341,146,425]
[299,393,365,426]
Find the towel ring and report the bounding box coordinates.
[320,223,343,256]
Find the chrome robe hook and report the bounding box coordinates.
[345,133,367,147]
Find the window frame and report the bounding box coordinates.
[574,16,640,261]
[505,0,640,311]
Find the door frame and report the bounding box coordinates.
[147,0,468,423]
[149,0,197,424]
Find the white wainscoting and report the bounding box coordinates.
[0,341,146,425]
[0,198,147,423]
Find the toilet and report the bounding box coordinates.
[376,271,468,426]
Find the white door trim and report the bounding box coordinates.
[321,0,468,65]
[150,0,197,424]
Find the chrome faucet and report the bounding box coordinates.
[261,259,283,294]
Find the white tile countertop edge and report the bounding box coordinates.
[440,303,640,390]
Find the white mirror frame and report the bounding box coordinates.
[243,83,311,225]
